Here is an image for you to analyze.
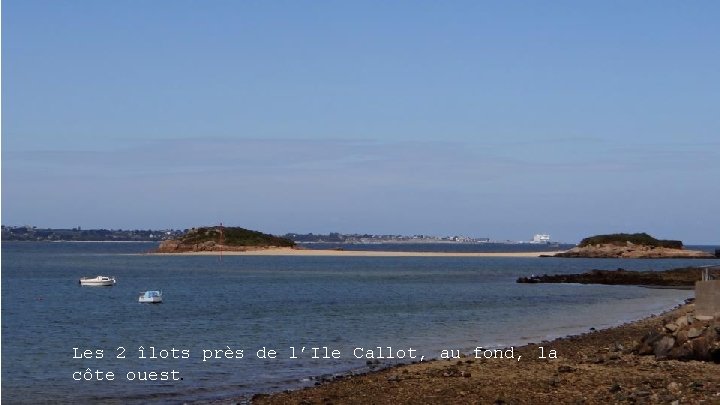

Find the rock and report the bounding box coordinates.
[609,383,622,393]
[442,367,460,377]
[710,347,720,363]
[518,266,716,287]
[667,381,681,394]
[635,314,720,361]
[687,314,696,325]
[636,331,664,355]
[665,323,679,333]
[157,240,181,252]
[696,315,714,321]
[606,353,621,361]
[710,322,720,338]
[553,243,714,259]
[669,343,694,360]
[676,330,689,345]
[689,381,704,389]
[653,336,676,359]
[251,393,270,401]
[557,365,575,373]
[691,337,711,360]
[687,328,702,339]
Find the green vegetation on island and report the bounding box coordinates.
[553,232,715,258]
[155,226,295,253]
[179,226,295,247]
[578,232,683,249]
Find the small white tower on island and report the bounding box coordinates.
[531,234,551,244]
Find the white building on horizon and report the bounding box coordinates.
[531,234,551,243]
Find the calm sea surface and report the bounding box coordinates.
[2,242,718,404]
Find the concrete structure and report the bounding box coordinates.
[695,280,720,318]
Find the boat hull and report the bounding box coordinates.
[138,291,163,303]
[79,276,116,286]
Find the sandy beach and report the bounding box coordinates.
[149,247,565,258]
[250,302,720,404]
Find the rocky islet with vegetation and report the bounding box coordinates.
[154,226,295,253]
[553,233,716,259]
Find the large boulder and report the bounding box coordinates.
[635,313,720,363]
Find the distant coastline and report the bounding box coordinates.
[1,226,566,245]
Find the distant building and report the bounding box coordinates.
[531,234,551,243]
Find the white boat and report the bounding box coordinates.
[138,290,162,303]
[79,276,116,286]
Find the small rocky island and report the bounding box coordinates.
[552,233,716,259]
[154,226,295,253]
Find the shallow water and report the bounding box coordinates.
[2,242,717,404]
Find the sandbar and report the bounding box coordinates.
[148,247,566,258]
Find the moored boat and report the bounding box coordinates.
[79,276,116,286]
[138,290,162,303]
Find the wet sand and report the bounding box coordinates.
[249,303,719,404]
[149,247,565,258]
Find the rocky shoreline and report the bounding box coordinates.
[517,266,719,287]
[552,244,716,259]
[248,301,719,404]
[637,304,720,363]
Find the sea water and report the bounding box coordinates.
[2,242,718,404]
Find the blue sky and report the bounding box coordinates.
[3,1,719,243]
